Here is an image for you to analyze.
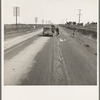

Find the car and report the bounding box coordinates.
[43,25,55,36]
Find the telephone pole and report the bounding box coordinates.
[13,7,20,31]
[42,19,44,24]
[16,7,17,30]
[35,17,38,24]
[35,17,38,27]
[77,9,82,24]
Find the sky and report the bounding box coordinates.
[3,0,98,24]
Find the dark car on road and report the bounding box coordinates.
[43,25,55,36]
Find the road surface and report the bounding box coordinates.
[4,26,97,85]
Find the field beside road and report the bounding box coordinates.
[4,24,43,40]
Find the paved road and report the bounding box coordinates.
[4,26,97,85]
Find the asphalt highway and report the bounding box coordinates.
[4,26,97,85]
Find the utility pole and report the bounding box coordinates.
[77,9,82,24]
[13,7,20,31]
[66,18,67,24]
[35,17,38,24]
[42,19,44,24]
[16,7,17,30]
[35,17,38,27]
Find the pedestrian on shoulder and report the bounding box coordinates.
[73,29,76,36]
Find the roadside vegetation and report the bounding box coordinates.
[60,22,97,39]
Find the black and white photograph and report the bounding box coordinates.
[3,0,98,85]
[3,0,98,86]
[2,0,99,100]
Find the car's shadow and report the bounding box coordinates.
[38,34,53,37]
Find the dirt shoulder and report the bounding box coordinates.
[60,26,97,55]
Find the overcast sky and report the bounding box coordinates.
[3,0,98,24]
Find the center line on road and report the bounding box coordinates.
[58,41,71,84]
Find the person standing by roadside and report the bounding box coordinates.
[73,29,76,36]
[56,27,59,35]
